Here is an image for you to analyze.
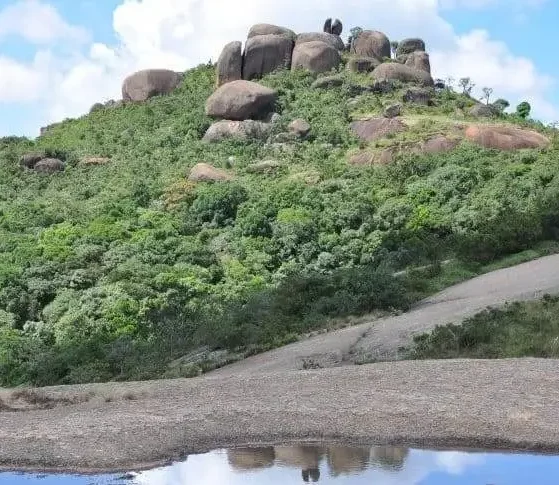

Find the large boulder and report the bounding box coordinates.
[188,163,233,182]
[296,32,345,51]
[205,80,277,120]
[20,152,45,169]
[372,63,434,86]
[203,120,272,143]
[418,135,460,154]
[350,117,406,142]
[34,158,65,175]
[351,31,390,60]
[122,69,182,102]
[396,38,426,57]
[465,124,550,151]
[403,87,434,105]
[404,51,431,74]
[347,56,381,73]
[469,103,499,118]
[243,34,294,80]
[216,41,243,87]
[291,41,341,74]
[247,24,295,40]
[288,119,311,138]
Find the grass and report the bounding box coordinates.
[406,295,559,360]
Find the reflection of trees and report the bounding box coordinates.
[327,446,371,476]
[227,447,275,471]
[275,446,324,482]
[369,446,410,471]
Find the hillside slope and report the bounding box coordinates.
[0,62,558,386]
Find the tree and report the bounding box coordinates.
[390,41,399,58]
[481,87,493,105]
[459,77,475,96]
[492,98,510,114]
[347,26,363,51]
[516,101,532,119]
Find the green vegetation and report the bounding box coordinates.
[0,62,558,387]
[407,295,559,360]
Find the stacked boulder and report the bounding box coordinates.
[122,69,183,102]
[20,152,65,174]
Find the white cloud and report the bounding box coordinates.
[0,0,556,135]
[0,0,88,44]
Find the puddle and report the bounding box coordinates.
[2,444,558,484]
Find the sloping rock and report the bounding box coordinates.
[122,69,182,102]
[469,103,499,118]
[465,125,550,151]
[203,120,272,143]
[347,56,381,73]
[404,51,431,74]
[350,117,406,142]
[292,41,341,74]
[396,38,426,57]
[188,163,233,182]
[288,119,311,138]
[246,160,283,173]
[248,24,295,40]
[34,158,65,174]
[243,34,294,80]
[372,63,434,86]
[20,152,45,169]
[296,32,345,51]
[80,157,111,166]
[348,149,394,166]
[403,87,433,105]
[311,76,343,89]
[419,135,460,154]
[216,41,243,87]
[205,80,277,120]
[351,31,390,60]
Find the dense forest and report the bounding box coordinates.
[0,63,558,386]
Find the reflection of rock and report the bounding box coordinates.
[227,447,275,470]
[327,446,371,476]
[369,446,409,471]
[275,446,324,469]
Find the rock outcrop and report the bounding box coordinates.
[292,41,341,73]
[372,63,434,86]
[396,38,426,57]
[403,87,433,105]
[350,117,406,142]
[243,34,294,80]
[465,125,550,151]
[351,31,391,60]
[420,135,460,154]
[34,158,65,174]
[203,120,272,142]
[205,80,277,120]
[188,163,233,182]
[404,51,431,74]
[469,103,498,118]
[122,69,182,102]
[324,18,343,36]
[248,24,296,39]
[296,32,345,51]
[216,41,243,87]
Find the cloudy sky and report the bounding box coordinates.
[0,0,557,137]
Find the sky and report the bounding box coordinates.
[0,0,557,137]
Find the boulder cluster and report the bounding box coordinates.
[20,153,64,174]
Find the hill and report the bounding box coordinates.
[0,27,558,386]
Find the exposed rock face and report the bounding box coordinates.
[311,76,344,89]
[350,117,406,142]
[20,152,45,169]
[372,63,434,86]
[469,103,499,118]
[243,34,294,80]
[203,120,272,142]
[216,41,243,87]
[419,135,460,154]
[404,51,431,74]
[122,69,183,102]
[247,24,295,39]
[465,125,550,151]
[188,163,233,182]
[384,104,402,118]
[348,148,395,166]
[34,158,65,174]
[292,41,341,74]
[351,31,390,60]
[403,87,433,105]
[396,38,426,57]
[296,32,345,51]
[347,56,381,73]
[80,156,111,166]
[323,18,332,34]
[288,119,311,138]
[331,19,343,36]
[205,80,277,120]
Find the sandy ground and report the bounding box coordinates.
[2,255,559,473]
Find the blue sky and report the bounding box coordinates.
[0,0,556,137]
